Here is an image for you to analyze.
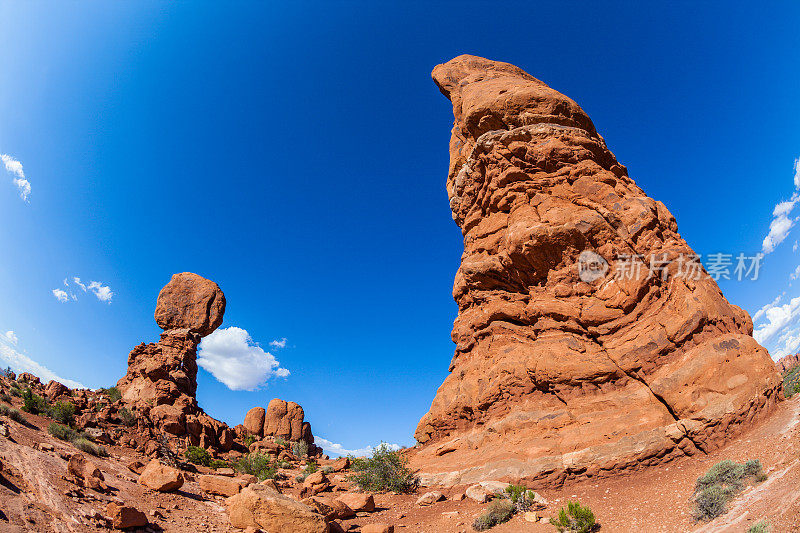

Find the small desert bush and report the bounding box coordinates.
[782,366,800,398]
[275,437,288,447]
[303,461,318,474]
[73,437,109,457]
[693,459,766,521]
[235,453,276,480]
[50,401,75,425]
[322,465,334,474]
[350,443,418,493]
[292,440,309,458]
[472,499,515,531]
[9,385,22,397]
[21,387,49,415]
[105,386,122,402]
[243,434,256,447]
[275,459,292,469]
[48,422,78,441]
[118,407,136,426]
[504,484,539,512]
[0,404,26,423]
[185,445,213,466]
[0,393,11,403]
[550,501,598,533]
[209,459,230,469]
[295,473,307,482]
[747,520,770,533]
[1,366,13,379]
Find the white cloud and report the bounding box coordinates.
[792,266,800,281]
[762,159,800,254]
[53,277,113,303]
[1,153,31,202]
[269,338,287,349]
[3,331,18,345]
[198,327,289,391]
[52,288,70,302]
[752,293,784,323]
[753,295,800,349]
[0,334,84,388]
[87,281,113,303]
[794,241,799,252]
[795,158,800,189]
[314,437,401,458]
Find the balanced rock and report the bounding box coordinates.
[411,54,780,487]
[116,273,233,449]
[154,272,226,336]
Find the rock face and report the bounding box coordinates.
[116,273,234,450]
[412,55,780,486]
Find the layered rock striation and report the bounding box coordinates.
[412,55,780,486]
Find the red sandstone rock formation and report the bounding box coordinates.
[243,399,318,453]
[411,55,780,487]
[777,353,800,374]
[117,272,234,450]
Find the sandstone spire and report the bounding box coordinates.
[412,55,780,486]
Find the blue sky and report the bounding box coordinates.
[1,2,799,455]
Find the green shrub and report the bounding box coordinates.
[185,445,212,466]
[322,466,334,474]
[350,443,418,493]
[694,485,733,521]
[304,461,318,474]
[782,366,800,398]
[210,459,230,469]
[244,434,256,447]
[692,459,766,522]
[472,499,515,531]
[105,387,122,402]
[118,407,136,426]
[0,393,11,403]
[0,404,26,423]
[275,437,288,447]
[292,440,309,458]
[748,520,770,533]
[50,401,75,425]
[276,460,292,469]
[21,387,48,414]
[295,473,307,483]
[550,501,597,533]
[73,437,109,457]
[504,484,538,512]
[48,422,77,441]
[9,386,21,397]
[1,366,13,378]
[235,453,276,480]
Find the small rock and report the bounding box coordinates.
[216,467,235,476]
[416,491,445,506]
[524,511,539,522]
[336,493,375,513]
[106,502,148,530]
[362,524,393,533]
[138,459,184,492]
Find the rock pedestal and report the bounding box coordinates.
[411,55,780,487]
[116,272,233,450]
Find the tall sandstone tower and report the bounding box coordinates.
[412,55,779,487]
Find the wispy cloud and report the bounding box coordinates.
[0,332,84,388]
[198,326,289,391]
[314,438,401,457]
[762,158,800,254]
[2,331,18,346]
[52,277,113,303]
[753,295,800,359]
[269,338,287,349]
[1,153,31,202]
[52,288,70,302]
[792,266,800,281]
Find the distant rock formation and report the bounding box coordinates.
[777,353,800,374]
[242,399,317,453]
[117,272,234,450]
[411,55,780,487]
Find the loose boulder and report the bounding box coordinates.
[106,502,148,530]
[138,459,184,492]
[227,484,329,533]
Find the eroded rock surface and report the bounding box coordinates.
[411,54,780,487]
